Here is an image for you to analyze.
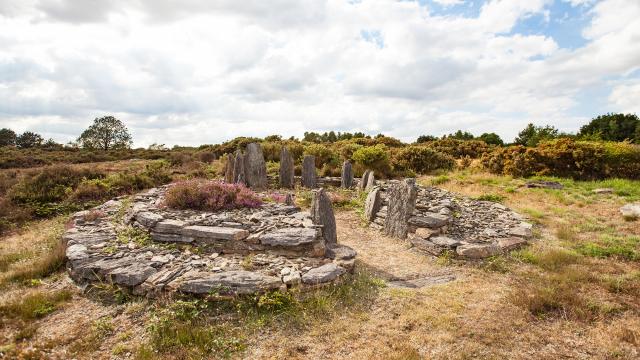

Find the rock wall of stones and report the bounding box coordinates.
[64,186,356,297]
[367,180,532,259]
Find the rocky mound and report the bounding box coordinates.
[64,186,356,297]
[365,179,532,259]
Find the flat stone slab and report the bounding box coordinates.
[325,245,357,260]
[301,263,346,284]
[456,243,501,259]
[108,262,157,287]
[620,203,640,220]
[183,225,249,241]
[497,237,528,251]
[135,211,164,228]
[154,219,186,234]
[387,274,456,288]
[176,270,282,295]
[408,213,450,229]
[260,228,317,247]
[151,232,194,243]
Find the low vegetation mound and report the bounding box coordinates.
[163,180,262,211]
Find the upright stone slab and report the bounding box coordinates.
[364,187,382,222]
[341,160,353,189]
[243,143,268,190]
[365,171,376,192]
[301,155,317,188]
[279,146,295,189]
[359,170,371,191]
[311,188,337,245]
[224,154,235,183]
[233,150,245,184]
[384,178,418,239]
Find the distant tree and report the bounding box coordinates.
[578,113,640,143]
[148,143,168,150]
[416,135,438,143]
[0,128,17,147]
[326,131,337,142]
[16,131,44,148]
[77,116,132,150]
[264,134,282,142]
[303,131,322,143]
[42,138,61,149]
[478,132,504,146]
[352,132,368,138]
[514,123,559,147]
[446,130,474,140]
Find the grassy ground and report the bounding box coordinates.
[0,169,638,359]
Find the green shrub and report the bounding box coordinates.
[304,143,338,168]
[393,146,455,174]
[425,138,493,159]
[352,144,391,176]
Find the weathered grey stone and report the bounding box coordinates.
[341,160,353,188]
[108,263,157,287]
[279,146,295,189]
[135,211,164,228]
[280,267,302,285]
[408,213,450,229]
[285,193,295,206]
[243,143,268,190]
[508,223,533,238]
[409,237,447,256]
[72,256,136,281]
[620,203,640,220]
[63,231,114,246]
[359,170,371,191]
[151,232,194,243]
[525,180,563,190]
[430,236,461,248]
[301,155,317,188]
[364,187,382,222]
[325,244,357,260]
[456,243,501,259]
[154,219,186,234]
[233,150,245,184]
[182,225,249,241]
[384,179,418,239]
[260,227,317,246]
[414,227,438,239]
[301,263,346,284]
[365,171,376,191]
[497,237,528,252]
[177,271,282,295]
[224,154,235,183]
[593,188,613,194]
[66,244,89,261]
[311,188,337,245]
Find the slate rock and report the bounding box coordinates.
[177,271,282,295]
[301,155,317,188]
[301,263,346,284]
[364,187,382,222]
[108,262,157,287]
[311,188,337,244]
[243,143,268,190]
[260,227,317,247]
[384,179,418,239]
[182,225,249,241]
[341,160,353,189]
[279,146,295,189]
[456,243,501,259]
[408,213,450,229]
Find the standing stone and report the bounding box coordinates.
[311,188,337,245]
[359,170,371,191]
[384,178,418,239]
[279,147,295,189]
[364,187,382,222]
[341,161,353,189]
[233,150,245,184]
[365,171,376,192]
[285,193,295,206]
[224,154,234,183]
[301,155,317,188]
[243,143,268,190]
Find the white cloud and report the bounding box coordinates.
[0,0,639,146]
[609,81,640,113]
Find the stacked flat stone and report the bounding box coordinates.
[65,185,357,297]
[301,155,317,188]
[368,179,533,259]
[279,146,295,189]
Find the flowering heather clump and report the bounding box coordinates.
[269,193,287,203]
[164,180,262,211]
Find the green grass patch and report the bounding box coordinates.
[474,193,505,203]
[513,247,582,271]
[575,234,639,261]
[0,289,73,320]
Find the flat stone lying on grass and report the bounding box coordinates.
[525,180,564,189]
[497,237,528,252]
[620,203,640,220]
[456,243,501,259]
[593,188,614,194]
[301,263,346,284]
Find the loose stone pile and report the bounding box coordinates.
[365,179,532,259]
[65,186,356,296]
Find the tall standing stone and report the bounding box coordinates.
[384,178,418,239]
[279,147,295,189]
[364,187,382,222]
[224,154,235,183]
[301,155,317,188]
[365,171,376,192]
[311,188,337,245]
[341,161,353,189]
[359,170,371,191]
[233,150,245,185]
[243,143,268,190]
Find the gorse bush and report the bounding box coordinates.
[424,138,493,159]
[393,146,455,174]
[164,180,262,211]
[482,138,640,180]
[352,144,391,176]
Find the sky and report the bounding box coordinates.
[0,0,639,147]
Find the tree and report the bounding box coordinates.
[514,123,559,147]
[0,128,17,147]
[446,130,474,140]
[77,116,132,150]
[478,132,504,146]
[416,135,438,143]
[578,113,640,143]
[16,131,44,148]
